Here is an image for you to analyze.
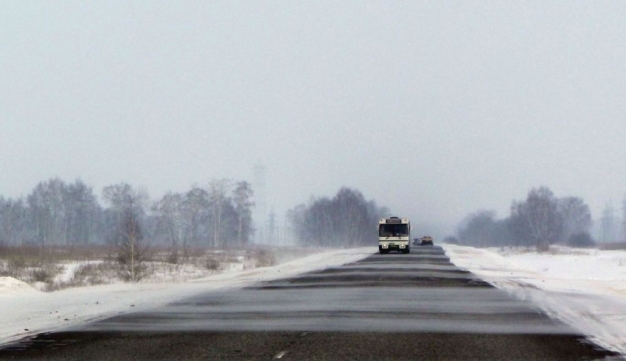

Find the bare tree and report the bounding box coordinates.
[458,210,497,247]
[102,183,150,280]
[116,204,148,282]
[291,188,387,247]
[64,179,100,245]
[232,181,254,246]
[510,187,562,252]
[558,197,592,242]
[27,178,68,246]
[102,183,149,217]
[183,186,210,252]
[333,188,370,247]
[601,203,616,242]
[208,179,232,248]
[0,198,28,246]
[287,204,307,245]
[153,192,184,262]
[0,177,261,251]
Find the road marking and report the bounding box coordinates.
[274,351,287,359]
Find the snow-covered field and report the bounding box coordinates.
[443,244,626,356]
[0,247,373,346]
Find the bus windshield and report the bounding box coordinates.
[379,224,409,237]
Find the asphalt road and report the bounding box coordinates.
[0,246,621,360]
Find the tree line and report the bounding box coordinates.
[453,186,594,251]
[288,187,390,247]
[0,178,254,254]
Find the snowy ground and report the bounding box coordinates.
[0,247,373,347]
[443,244,626,356]
[3,244,626,357]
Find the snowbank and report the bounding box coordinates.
[0,277,40,297]
[443,244,626,356]
[0,247,373,347]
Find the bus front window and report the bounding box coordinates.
[379,224,408,237]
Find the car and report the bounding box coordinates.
[420,236,434,246]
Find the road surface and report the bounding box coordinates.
[0,246,620,360]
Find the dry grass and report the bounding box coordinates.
[0,245,114,288]
[47,262,119,291]
[205,257,221,270]
[0,245,113,264]
[598,242,626,251]
[545,246,592,256]
[249,248,277,268]
[0,244,291,292]
[0,245,336,291]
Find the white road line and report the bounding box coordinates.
[274,350,287,359]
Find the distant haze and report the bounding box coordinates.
[2,1,626,237]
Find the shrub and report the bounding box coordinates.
[76,263,115,285]
[30,268,51,283]
[568,232,596,248]
[166,251,179,264]
[443,236,460,245]
[253,248,277,268]
[599,242,626,251]
[206,258,220,271]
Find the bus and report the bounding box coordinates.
[378,217,411,254]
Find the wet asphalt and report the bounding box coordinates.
[0,246,621,360]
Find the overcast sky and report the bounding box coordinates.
[2,1,626,236]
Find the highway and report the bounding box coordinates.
[0,246,619,360]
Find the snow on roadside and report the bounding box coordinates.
[0,247,373,347]
[52,261,107,286]
[443,244,626,356]
[0,278,39,296]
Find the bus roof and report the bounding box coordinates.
[379,217,409,224]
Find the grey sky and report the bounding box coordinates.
[2,1,626,236]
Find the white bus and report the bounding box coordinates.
[378,217,411,254]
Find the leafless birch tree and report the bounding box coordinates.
[208,179,231,248]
